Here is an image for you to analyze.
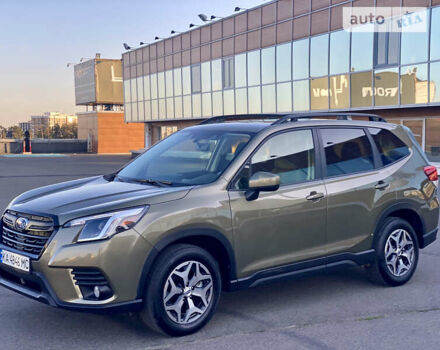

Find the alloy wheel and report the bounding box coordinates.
[163,260,213,324]
[384,229,415,277]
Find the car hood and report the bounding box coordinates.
[7,176,192,225]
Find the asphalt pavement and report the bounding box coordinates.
[0,155,439,349]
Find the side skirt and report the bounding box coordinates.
[228,250,375,291]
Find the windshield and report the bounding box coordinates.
[117,128,254,186]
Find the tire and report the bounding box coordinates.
[140,244,222,336]
[367,217,419,286]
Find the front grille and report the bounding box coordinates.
[1,210,54,257]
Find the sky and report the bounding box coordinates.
[0,0,264,127]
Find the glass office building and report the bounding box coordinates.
[123,0,440,160]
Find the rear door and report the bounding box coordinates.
[228,128,328,278]
[319,127,395,257]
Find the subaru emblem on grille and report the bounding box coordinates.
[15,217,29,231]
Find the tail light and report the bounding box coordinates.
[424,165,438,182]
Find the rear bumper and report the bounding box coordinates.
[420,228,438,249]
[0,265,142,313]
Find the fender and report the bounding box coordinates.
[136,228,237,298]
[372,200,426,247]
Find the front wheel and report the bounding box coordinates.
[368,217,419,286]
[141,244,221,336]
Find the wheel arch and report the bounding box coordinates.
[373,201,425,248]
[137,228,237,298]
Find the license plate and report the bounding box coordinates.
[0,249,30,272]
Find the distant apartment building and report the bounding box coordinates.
[19,122,31,133]
[31,112,77,137]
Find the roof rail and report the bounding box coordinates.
[199,114,288,125]
[272,112,386,125]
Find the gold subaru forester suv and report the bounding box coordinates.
[0,113,438,336]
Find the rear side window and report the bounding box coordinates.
[321,128,375,177]
[368,128,410,166]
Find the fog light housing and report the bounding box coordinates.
[71,268,114,301]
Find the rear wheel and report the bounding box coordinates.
[368,217,419,286]
[141,244,221,336]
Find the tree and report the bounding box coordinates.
[60,122,78,139]
[0,125,6,138]
[51,124,62,139]
[7,125,24,139]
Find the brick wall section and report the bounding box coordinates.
[97,112,144,154]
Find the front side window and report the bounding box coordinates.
[321,128,374,177]
[368,128,410,166]
[235,129,315,189]
[118,128,254,186]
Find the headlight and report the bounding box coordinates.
[64,206,148,243]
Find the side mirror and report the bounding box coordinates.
[245,171,280,201]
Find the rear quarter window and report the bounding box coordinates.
[368,128,410,166]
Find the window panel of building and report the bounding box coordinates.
[431,7,440,61]
[277,82,292,112]
[192,94,202,118]
[212,59,222,91]
[133,102,139,121]
[292,38,309,80]
[351,25,374,72]
[351,71,373,108]
[321,128,375,177]
[223,57,234,89]
[235,53,247,88]
[125,102,132,121]
[174,96,183,118]
[166,98,174,119]
[158,72,165,98]
[293,80,310,111]
[400,10,428,65]
[400,64,428,105]
[425,119,440,161]
[191,64,201,94]
[202,92,212,117]
[150,73,158,99]
[310,77,329,110]
[143,75,150,100]
[183,95,192,118]
[374,67,398,106]
[236,129,315,188]
[248,86,261,113]
[330,30,350,75]
[145,100,151,120]
[262,84,276,113]
[137,77,143,101]
[430,61,440,103]
[374,32,399,67]
[201,62,211,92]
[158,99,166,119]
[224,89,235,115]
[262,47,276,84]
[236,88,248,114]
[330,75,349,109]
[138,100,144,120]
[311,34,329,77]
[248,50,261,86]
[165,70,173,97]
[173,68,182,96]
[124,80,131,103]
[213,91,223,115]
[182,66,191,95]
[130,78,137,102]
[276,42,292,82]
[151,99,158,119]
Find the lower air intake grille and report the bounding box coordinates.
[71,268,113,300]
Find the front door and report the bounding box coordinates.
[228,129,327,278]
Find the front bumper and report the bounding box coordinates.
[0,225,153,312]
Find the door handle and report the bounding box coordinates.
[375,181,389,190]
[306,191,325,201]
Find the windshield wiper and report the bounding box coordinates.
[132,178,173,187]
